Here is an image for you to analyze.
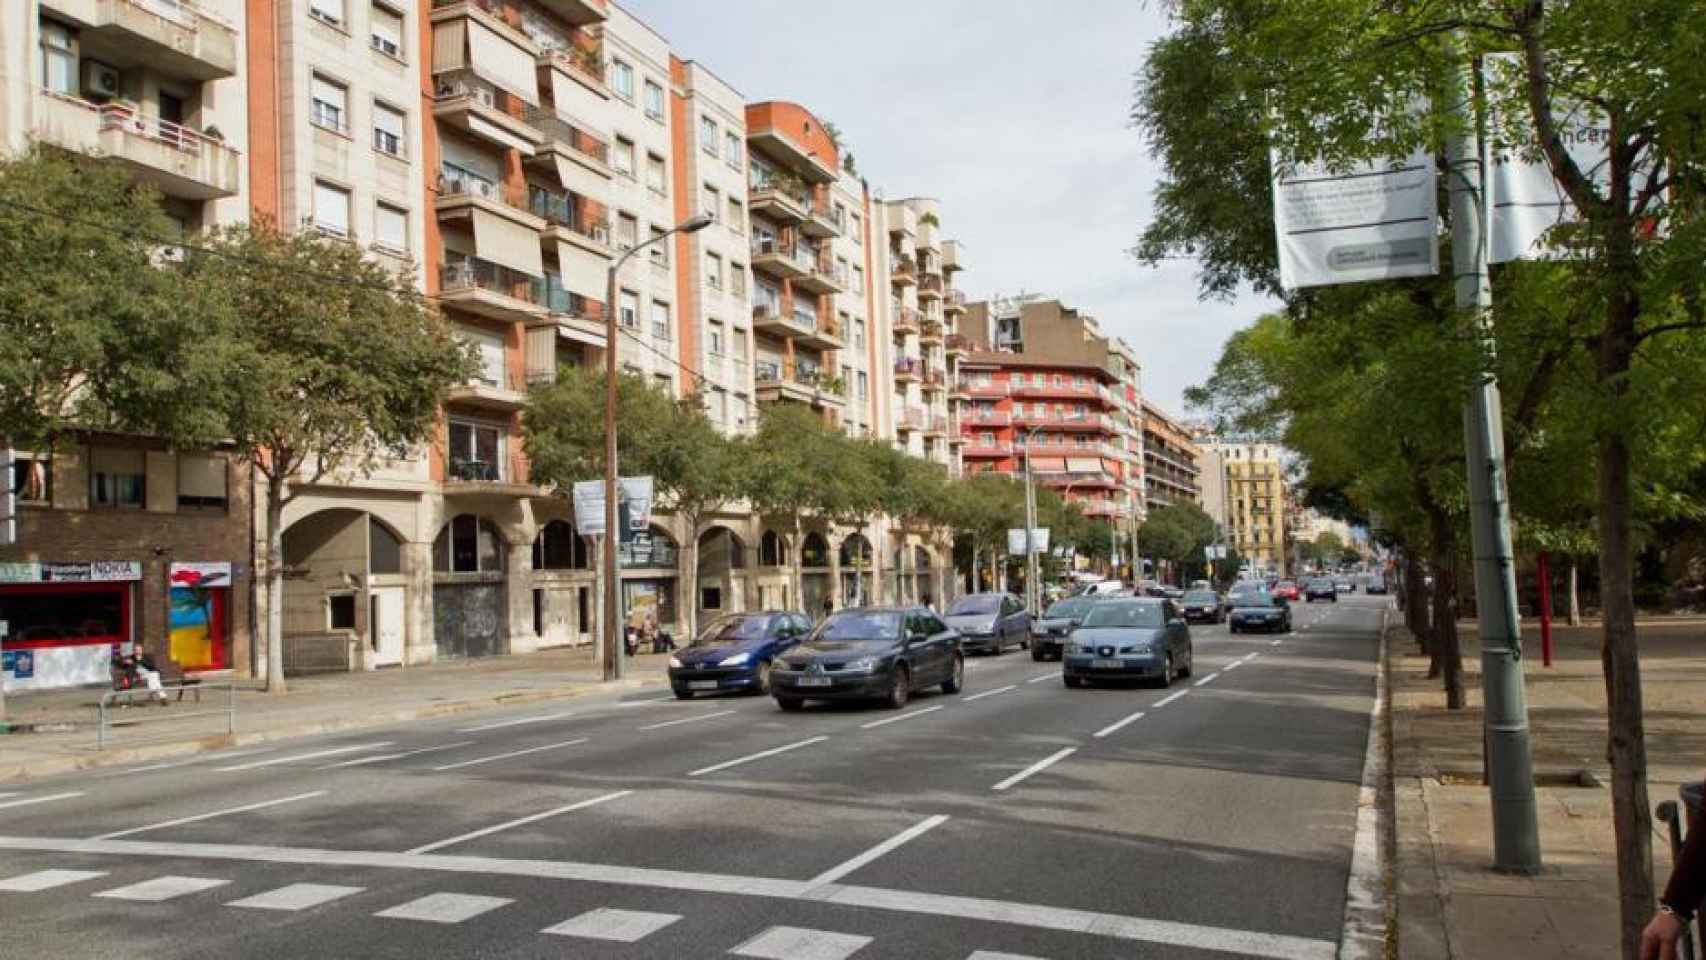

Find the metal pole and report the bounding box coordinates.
[602,261,622,682]
[1444,33,1541,873]
[1022,429,1038,612]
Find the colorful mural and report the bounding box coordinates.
[169,564,230,670]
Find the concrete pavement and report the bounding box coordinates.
[0,596,1388,959]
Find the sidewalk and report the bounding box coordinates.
[1392,615,1706,958]
[0,645,671,783]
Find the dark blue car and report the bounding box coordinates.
[668,611,812,698]
[1062,598,1193,688]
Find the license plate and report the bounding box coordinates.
[796,677,833,687]
[689,680,719,691]
[1091,658,1122,669]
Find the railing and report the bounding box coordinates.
[440,162,501,201]
[449,457,504,482]
[541,279,603,320]
[620,538,679,568]
[751,235,798,262]
[750,171,810,207]
[965,408,1010,426]
[962,379,1009,396]
[128,0,238,31]
[964,440,1013,456]
[922,368,947,389]
[538,43,605,88]
[920,320,944,340]
[791,307,820,332]
[891,255,916,277]
[95,101,236,160]
[897,407,927,430]
[945,334,980,354]
[528,186,609,244]
[945,289,967,307]
[521,105,610,165]
[892,307,921,333]
[441,257,543,305]
[98,679,235,749]
[1009,379,1107,401]
[918,274,944,294]
[810,199,845,230]
[435,70,503,111]
[894,358,922,379]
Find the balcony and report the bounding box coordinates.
[963,440,1013,458]
[529,186,612,258]
[447,371,528,412]
[893,359,923,384]
[1018,439,1105,459]
[964,408,1010,428]
[892,306,921,336]
[444,455,537,498]
[945,333,977,357]
[755,361,847,410]
[531,0,607,26]
[962,379,1010,398]
[917,273,944,301]
[746,115,839,184]
[538,281,607,347]
[921,368,947,394]
[434,71,545,156]
[919,320,944,345]
[522,106,613,185]
[1083,500,1132,519]
[1008,378,1110,403]
[751,302,842,351]
[439,258,547,321]
[538,44,609,102]
[749,177,810,224]
[31,94,241,200]
[895,407,927,433]
[437,165,548,237]
[793,254,845,295]
[942,239,968,274]
[944,289,968,316]
[890,255,917,287]
[801,198,844,239]
[923,414,949,437]
[750,235,813,283]
[44,0,238,80]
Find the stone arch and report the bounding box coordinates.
[532,519,589,570]
[278,507,416,669]
[760,529,789,567]
[433,514,508,574]
[801,531,831,569]
[697,525,748,572]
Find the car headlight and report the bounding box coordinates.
[1125,641,1153,654]
[844,656,880,674]
[718,652,751,667]
[1066,642,1089,655]
[668,656,683,669]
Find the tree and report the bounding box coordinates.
[744,405,867,608]
[1139,503,1218,583]
[185,219,474,695]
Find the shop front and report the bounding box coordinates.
[0,561,139,693]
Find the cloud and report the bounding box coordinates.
[627,0,1279,414]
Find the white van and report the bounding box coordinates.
[1075,580,1128,598]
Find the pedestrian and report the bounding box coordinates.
[1643,794,1706,960]
[115,642,169,705]
[822,597,834,621]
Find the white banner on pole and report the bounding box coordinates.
[1007,528,1050,555]
[1271,147,1439,289]
[572,476,654,541]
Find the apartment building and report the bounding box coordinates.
[1140,400,1201,510]
[0,1,257,692]
[874,198,965,474]
[956,297,1145,533]
[1197,439,1289,576]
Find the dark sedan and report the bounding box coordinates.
[1063,598,1193,688]
[771,607,964,710]
[1180,589,1224,624]
[668,611,812,698]
[1029,596,1098,661]
[1304,578,1338,602]
[944,592,1031,655]
[1228,591,1292,633]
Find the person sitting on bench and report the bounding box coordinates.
[114,642,169,705]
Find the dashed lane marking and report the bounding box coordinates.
[1026,673,1055,684]
[430,738,589,772]
[688,736,829,778]
[991,748,1077,792]
[1193,673,1220,687]
[91,791,328,841]
[216,744,392,772]
[0,792,82,811]
[1092,710,1146,739]
[1153,691,1188,708]
[375,892,513,924]
[859,706,943,730]
[639,710,736,732]
[543,907,683,942]
[456,711,578,733]
[318,741,476,769]
[961,684,1016,703]
[405,790,634,855]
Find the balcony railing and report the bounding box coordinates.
[541,279,603,320]
[441,257,543,304]
[891,255,916,278]
[528,186,609,244]
[894,358,923,380]
[537,42,605,90]
[945,289,967,307]
[749,171,810,206]
[95,100,234,162]
[1008,379,1109,401]
[965,408,1011,426]
[919,320,944,341]
[892,307,921,334]
[519,105,610,166]
[918,274,944,295]
[440,162,502,200]
[897,407,927,431]
[962,379,1009,397]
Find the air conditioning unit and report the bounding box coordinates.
[82,61,120,100]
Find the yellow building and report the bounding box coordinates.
[1201,442,1288,577]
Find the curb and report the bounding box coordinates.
[1338,603,1396,959]
[1386,620,1453,960]
[0,674,665,784]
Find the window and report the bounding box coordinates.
[648,226,668,266]
[310,74,348,133]
[90,448,145,509]
[705,252,723,290]
[309,0,345,26]
[857,370,868,400]
[853,318,866,349]
[618,290,638,328]
[609,59,634,101]
[369,3,402,57]
[730,264,746,298]
[651,300,671,340]
[850,211,862,243]
[725,132,741,167]
[328,594,357,630]
[645,153,667,194]
[446,421,504,482]
[434,514,505,573]
[707,321,725,357]
[177,454,228,511]
[726,197,744,233]
[10,452,50,504]
[40,19,76,95]
[837,256,850,285]
[613,137,636,178]
[313,180,351,237]
[702,183,719,220]
[372,101,405,157]
[373,202,408,255]
[852,264,864,296]
[654,372,673,394]
[615,211,638,249]
[533,520,588,570]
[643,79,664,120]
[700,114,718,154]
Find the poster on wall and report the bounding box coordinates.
[1270,146,1439,289]
[168,563,232,671]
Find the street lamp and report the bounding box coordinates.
[1019,426,1045,614]
[602,212,714,682]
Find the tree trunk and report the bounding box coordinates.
[1432,547,1463,709]
[1567,558,1582,626]
[1405,552,1432,656]
[792,515,804,613]
[265,477,288,694]
[682,518,699,643]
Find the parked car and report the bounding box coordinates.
[1180,589,1224,624]
[770,607,963,710]
[944,592,1031,655]
[1305,578,1339,602]
[1062,598,1193,688]
[1365,575,1389,595]
[1273,580,1301,602]
[1161,585,1185,600]
[668,611,812,698]
[1228,591,1292,634]
[1030,596,1098,661]
[1334,577,1356,594]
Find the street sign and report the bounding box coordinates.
[1007,527,1050,555]
[572,477,655,543]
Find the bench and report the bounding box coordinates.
[109,656,202,707]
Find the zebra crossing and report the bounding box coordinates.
[0,865,1049,959]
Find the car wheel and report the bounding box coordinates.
[753,661,772,696]
[1019,633,1030,650]
[989,637,1004,657]
[885,665,911,709]
[941,654,964,694]
[1064,674,1083,689]
[1159,653,1174,689]
[1030,645,1044,662]
[1229,623,1239,634]
[1179,647,1193,678]
[673,688,693,700]
[776,696,803,712]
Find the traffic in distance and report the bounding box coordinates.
[666,569,1387,709]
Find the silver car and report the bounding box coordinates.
[944,592,1031,655]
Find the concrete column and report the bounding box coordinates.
[827,534,842,612]
[506,543,535,654]
[403,542,435,665]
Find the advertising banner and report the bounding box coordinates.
[1271,147,1439,289]
[572,477,655,543]
[2,561,143,583]
[1007,528,1051,555]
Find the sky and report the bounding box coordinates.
[629,0,1278,416]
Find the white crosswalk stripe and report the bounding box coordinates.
[95,876,229,902]
[375,892,512,924]
[227,883,363,911]
[0,869,106,892]
[731,925,873,960]
[542,907,682,942]
[966,952,1049,960]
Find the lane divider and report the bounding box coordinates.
[216,743,393,772]
[1026,673,1056,684]
[1153,691,1188,708]
[457,711,577,734]
[806,814,949,886]
[991,747,1077,792]
[688,736,828,778]
[960,684,1016,703]
[0,792,83,811]
[91,791,326,841]
[639,710,736,732]
[319,741,477,770]
[1193,673,1220,688]
[1092,710,1146,739]
[859,706,943,730]
[431,738,588,773]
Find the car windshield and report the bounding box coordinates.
[1080,602,1165,629]
[814,611,902,643]
[688,614,774,647]
[1233,591,1276,607]
[1043,598,1092,619]
[948,596,1000,616]
[1183,591,1217,603]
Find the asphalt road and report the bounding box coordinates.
[0,594,1389,960]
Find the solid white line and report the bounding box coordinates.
[1153,691,1188,708]
[1339,608,1392,960]
[105,749,277,777]
[1092,710,1147,739]
[859,706,943,730]
[318,741,476,769]
[406,790,632,854]
[961,684,1016,703]
[1270,638,1283,646]
[0,835,1337,959]
[1026,673,1055,684]
[638,710,735,731]
[990,747,1077,792]
[616,697,674,707]
[1223,662,1242,672]
[430,738,588,772]
[688,736,827,777]
[1193,673,1221,687]
[807,814,949,886]
[456,711,577,733]
[92,791,327,840]
[1237,652,1258,663]
[0,792,83,811]
[216,743,392,772]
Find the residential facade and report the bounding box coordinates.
[1,0,257,691]
[1139,400,1201,511]
[1196,439,1289,577]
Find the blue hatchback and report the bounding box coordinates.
[669,611,813,698]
